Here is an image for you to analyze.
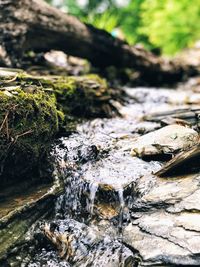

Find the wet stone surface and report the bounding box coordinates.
[23,86,200,266]
[35,219,135,267]
[131,124,198,159]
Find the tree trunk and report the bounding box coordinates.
[0,0,196,84]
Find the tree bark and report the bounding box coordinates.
[0,0,196,84]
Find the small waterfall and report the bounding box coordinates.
[87,182,98,215]
[118,188,125,267]
[28,95,164,266]
[118,188,125,238]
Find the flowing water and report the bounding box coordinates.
[25,87,198,267]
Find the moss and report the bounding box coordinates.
[44,74,112,118]
[0,86,59,186]
[0,70,118,186]
[16,72,113,118]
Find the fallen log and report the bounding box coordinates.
[0,0,196,85]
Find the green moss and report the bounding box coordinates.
[48,74,111,117]
[0,86,59,186]
[16,72,113,118]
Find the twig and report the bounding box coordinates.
[5,114,9,139]
[1,74,18,84]
[0,111,9,133]
[14,129,33,142]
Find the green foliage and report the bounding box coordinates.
[140,0,200,55]
[83,9,120,33]
[63,0,84,16]
[46,0,200,55]
[119,0,151,47]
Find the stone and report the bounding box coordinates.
[124,211,200,266]
[125,173,200,266]
[41,219,134,267]
[0,173,64,265]
[131,124,198,159]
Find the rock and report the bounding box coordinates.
[131,124,198,159]
[124,172,200,266]
[0,81,60,186]
[0,68,120,186]
[40,219,135,267]
[28,249,71,267]
[53,135,161,218]
[0,68,122,265]
[133,173,200,211]
[124,211,200,266]
[0,173,64,266]
[8,85,200,266]
[0,67,22,79]
[17,71,121,119]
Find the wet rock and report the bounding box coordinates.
[124,210,200,266]
[77,145,99,163]
[19,86,200,266]
[53,134,161,218]
[126,87,200,106]
[133,173,200,210]
[143,107,200,127]
[131,124,198,159]
[28,249,71,267]
[39,219,134,267]
[93,203,119,220]
[0,173,64,265]
[124,171,200,266]
[43,219,102,261]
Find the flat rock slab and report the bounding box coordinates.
[124,173,200,266]
[143,107,200,126]
[132,174,200,212]
[124,211,200,266]
[131,124,198,158]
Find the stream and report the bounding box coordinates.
[24,86,200,266]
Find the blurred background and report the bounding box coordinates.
[46,0,200,56]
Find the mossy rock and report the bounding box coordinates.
[0,85,59,186]
[0,68,119,186]
[16,72,117,118]
[51,74,113,117]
